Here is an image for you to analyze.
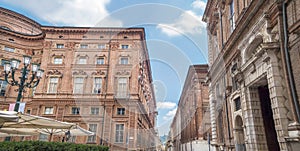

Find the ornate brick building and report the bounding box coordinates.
[0,7,159,150]
[203,0,300,151]
[168,65,210,151]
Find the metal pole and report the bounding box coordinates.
[13,65,27,112]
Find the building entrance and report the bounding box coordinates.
[258,85,280,151]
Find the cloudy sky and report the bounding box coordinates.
[0,0,208,135]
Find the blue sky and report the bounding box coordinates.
[0,0,208,136]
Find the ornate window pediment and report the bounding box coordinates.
[115,70,131,77]
[72,70,87,77]
[91,70,106,77]
[46,70,63,78]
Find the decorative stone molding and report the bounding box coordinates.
[51,53,65,58]
[46,69,63,78]
[65,42,75,49]
[91,70,106,77]
[72,70,87,76]
[115,70,131,77]
[109,42,119,49]
[43,41,52,47]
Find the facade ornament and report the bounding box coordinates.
[91,70,106,76]
[46,69,63,78]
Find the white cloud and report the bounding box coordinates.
[192,0,207,10]
[157,10,206,37]
[157,101,176,109]
[163,107,177,120]
[2,0,123,27]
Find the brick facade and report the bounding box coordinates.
[168,65,210,151]
[0,7,159,150]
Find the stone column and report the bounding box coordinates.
[243,87,268,151]
[209,83,218,150]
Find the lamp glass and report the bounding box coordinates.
[11,59,20,69]
[4,62,11,72]
[23,55,32,65]
[31,63,39,72]
[36,69,44,78]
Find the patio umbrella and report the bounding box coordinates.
[0,128,39,136]
[0,111,19,127]
[1,113,75,129]
[0,112,93,140]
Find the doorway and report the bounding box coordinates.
[258,85,280,151]
[235,116,246,151]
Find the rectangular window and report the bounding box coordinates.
[48,77,58,93]
[78,57,87,64]
[91,107,100,115]
[74,77,84,93]
[93,77,102,94]
[234,97,241,111]
[98,44,105,49]
[117,78,128,98]
[87,124,97,143]
[96,58,104,65]
[69,136,76,143]
[26,109,31,114]
[53,57,63,64]
[121,45,129,49]
[0,80,8,96]
[71,107,80,115]
[115,124,124,143]
[117,108,125,115]
[39,133,48,141]
[44,107,54,114]
[120,57,128,65]
[229,1,235,32]
[56,44,64,49]
[4,46,15,52]
[80,44,88,49]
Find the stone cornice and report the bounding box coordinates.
[0,28,45,40]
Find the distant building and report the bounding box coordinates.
[203,0,300,151]
[0,7,159,150]
[168,65,210,151]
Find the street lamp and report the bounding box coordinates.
[3,55,44,112]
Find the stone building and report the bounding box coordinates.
[168,65,210,151]
[203,0,300,151]
[0,7,159,150]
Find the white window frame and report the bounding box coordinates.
[91,107,100,115]
[229,0,235,32]
[53,57,63,64]
[48,77,59,93]
[71,107,80,115]
[74,77,84,94]
[56,44,64,49]
[115,124,124,143]
[80,44,88,49]
[96,58,105,65]
[117,108,125,115]
[0,79,8,96]
[93,77,102,94]
[87,124,97,143]
[77,57,87,64]
[39,133,48,141]
[117,78,128,98]
[120,57,129,65]
[44,107,54,114]
[121,45,129,49]
[98,44,105,49]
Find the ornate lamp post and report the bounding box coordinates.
[3,55,44,112]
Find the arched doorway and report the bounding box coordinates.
[234,116,246,151]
